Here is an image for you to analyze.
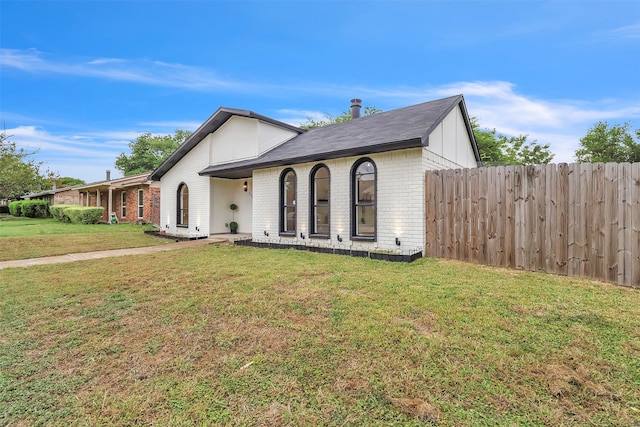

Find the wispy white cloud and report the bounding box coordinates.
[6,125,136,181]
[4,121,208,182]
[5,49,637,150]
[420,81,640,162]
[8,125,129,154]
[606,22,640,39]
[1,49,249,92]
[278,81,640,163]
[590,21,640,44]
[87,58,127,65]
[5,65,639,178]
[275,109,329,127]
[137,121,203,132]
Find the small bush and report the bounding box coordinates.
[8,201,23,217]
[50,204,80,222]
[65,207,104,224]
[21,200,49,218]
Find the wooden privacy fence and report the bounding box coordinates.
[425,163,640,287]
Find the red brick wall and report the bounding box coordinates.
[82,185,159,224]
[83,192,109,222]
[53,189,79,205]
[112,186,158,224]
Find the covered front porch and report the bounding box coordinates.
[208,177,253,235]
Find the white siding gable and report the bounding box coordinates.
[208,116,298,165]
[424,105,477,170]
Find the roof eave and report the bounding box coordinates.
[198,138,422,179]
[457,97,482,163]
[420,94,463,146]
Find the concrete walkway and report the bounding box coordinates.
[0,237,228,270]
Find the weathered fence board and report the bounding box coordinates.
[425,163,640,288]
[632,164,640,286]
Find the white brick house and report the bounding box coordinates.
[150,95,480,256]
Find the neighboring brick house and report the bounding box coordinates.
[76,172,160,225]
[23,185,81,205]
[149,95,480,255]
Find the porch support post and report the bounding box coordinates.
[108,187,113,224]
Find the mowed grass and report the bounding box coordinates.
[1,244,639,426]
[0,216,170,261]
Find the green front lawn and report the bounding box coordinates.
[1,245,639,426]
[0,216,169,261]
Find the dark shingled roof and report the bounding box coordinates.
[151,95,479,180]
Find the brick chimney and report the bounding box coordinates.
[350,98,362,119]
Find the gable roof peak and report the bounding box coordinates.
[149,107,304,181]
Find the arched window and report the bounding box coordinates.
[177,183,189,227]
[310,164,330,237]
[351,158,376,239]
[280,169,297,234]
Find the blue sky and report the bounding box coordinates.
[1,0,639,183]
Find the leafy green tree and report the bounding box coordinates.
[501,134,555,165]
[0,131,57,200]
[575,121,640,163]
[115,129,191,176]
[471,118,554,165]
[300,106,382,130]
[55,177,86,187]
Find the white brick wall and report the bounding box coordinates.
[252,148,426,253]
[158,104,477,252]
[159,140,211,237]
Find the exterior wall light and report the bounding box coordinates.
[264,230,269,236]
[337,234,343,242]
[243,181,248,192]
[300,232,305,239]
[395,237,401,246]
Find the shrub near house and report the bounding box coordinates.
[50,204,104,224]
[8,200,49,218]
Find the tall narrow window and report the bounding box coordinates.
[280,169,296,234]
[310,165,330,236]
[177,183,189,226]
[352,158,376,239]
[121,191,127,218]
[138,189,144,218]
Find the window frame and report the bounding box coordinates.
[177,183,189,227]
[350,158,377,241]
[137,189,144,219]
[121,191,127,218]
[279,168,297,236]
[309,164,330,239]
